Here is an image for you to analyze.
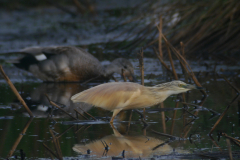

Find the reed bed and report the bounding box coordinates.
[110,0,240,60]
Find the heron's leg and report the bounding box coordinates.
[110,108,122,123]
[109,123,122,137]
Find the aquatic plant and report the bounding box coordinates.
[110,0,240,60]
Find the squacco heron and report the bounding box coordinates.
[71,80,202,123]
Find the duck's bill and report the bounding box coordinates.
[128,74,137,82]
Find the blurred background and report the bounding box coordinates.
[1,0,240,60]
[1,0,240,159]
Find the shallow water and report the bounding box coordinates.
[1,3,240,160]
[1,59,240,159]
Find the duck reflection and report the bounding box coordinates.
[26,83,93,118]
[73,125,186,159]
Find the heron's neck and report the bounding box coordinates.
[147,87,182,101]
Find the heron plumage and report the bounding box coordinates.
[71,81,200,123]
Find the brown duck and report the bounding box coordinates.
[12,46,135,82]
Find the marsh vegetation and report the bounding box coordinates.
[0,1,240,159]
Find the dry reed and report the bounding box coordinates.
[0,65,33,117]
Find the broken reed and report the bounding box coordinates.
[45,93,97,121]
[7,117,33,158]
[138,48,145,118]
[226,139,233,160]
[43,128,63,160]
[155,19,206,96]
[49,128,63,159]
[166,43,178,80]
[77,107,96,120]
[138,48,144,85]
[45,93,78,120]
[156,17,206,120]
[156,18,167,134]
[0,65,33,116]
[155,16,208,137]
[209,76,240,135]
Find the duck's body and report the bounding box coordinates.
[13,46,135,82]
[71,81,200,123]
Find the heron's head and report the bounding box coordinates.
[104,58,136,82]
[154,80,203,95]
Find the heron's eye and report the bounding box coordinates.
[178,84,184,87]
[123,65,127,69]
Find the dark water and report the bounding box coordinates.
[1,4,240,160]
[1,59,240,159]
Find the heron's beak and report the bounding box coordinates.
[185,84,204,90]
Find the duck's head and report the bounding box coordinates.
[104,58,136,82]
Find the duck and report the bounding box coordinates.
[12,46,135,82]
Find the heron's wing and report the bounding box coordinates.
[71,82,143,111]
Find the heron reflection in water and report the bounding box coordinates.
[73,124,189,158]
